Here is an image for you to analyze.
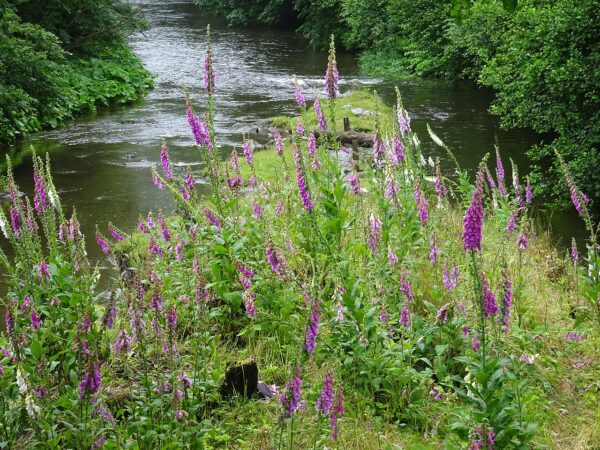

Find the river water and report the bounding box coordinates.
[2,0,579,269]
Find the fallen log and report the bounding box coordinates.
[312,129,374,147]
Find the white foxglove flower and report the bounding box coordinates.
[427,123,445,147]
[17,368,27,395]
[47,189,57,208]
[25,393,40,418]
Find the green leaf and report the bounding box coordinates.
[30,340,43,359]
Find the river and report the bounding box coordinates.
[2,0,580,271]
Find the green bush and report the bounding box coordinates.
[480,0,600,208]
[0,1,152,143]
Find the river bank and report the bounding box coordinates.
[0,2,153,149]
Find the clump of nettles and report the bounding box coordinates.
[0,26,598,449]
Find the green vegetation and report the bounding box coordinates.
[270,90,392,133]
[0,0,153,143]
[198,0,600,213]
[1,34,598,448]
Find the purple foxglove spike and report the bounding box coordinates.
[160,143,173,180]
[316,371,334,414]
[463,173,485,251]
[273,128,284,157]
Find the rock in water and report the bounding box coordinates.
[219,361,258,399]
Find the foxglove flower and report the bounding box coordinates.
[30,307,41,330]
[396,104,411,136]
[481,275,498,318]
[296,121,304,136]
[471,334,481,350]
[294,82,306,108]
[304,300,320,354]
[204,29,215,94]
[152,171,165,190]
[108,223,124,241]
[316,371,334,414]
[325,37,339,99]
[413,182,428,227]
[314,97,326,130]
[329,389,345,440]
[525,180,532,204]
[148,239,164,257]
[506,212,517,235]
[379,303,390,323]
[429,238,439,264]
[33,172,47,214]
[401,272,414,303]
[292,144,314,211]
[280,364,302,417]
[392,130,405,164]
[400,306,410,328]
[496,148,506,197]
[347,172,361,195]
[308,132,316,158]
[5,309,13,335]
[253,201,263,219]
[485,166,497,191]
[388,246,399,266]
[385,176,399,203]
[186,98,208,146]
[96,234,109,255]
[157,213,170,242]
[567,179,588,217]
[180,185,191,201]
[563,332,586,342]
[336,301,344,322]
[266,246,285,279]
[113,330,132,355]
[435,162,447,200]
[571,238,579,263]
[10,207,21,237]
[517,229,528,252]
[203,209,223,228]
[79,362,102,399]
[243,138,253,166]
[166,306,177,328]
[463,173,484,251]
[105,305,116,329]
[442,263,460,290]
[236,263,254,279]
[435,305,448,324]
[186,171,196,190]
[367,214,382,252]
[38,260,50,281]
[273,128,284,157]
[242,290,256,317]
[372,132,385,168]
[500,269,512,332]
[160,143,173,180]
[275,200,284,216]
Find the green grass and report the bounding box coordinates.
[270,89,394,135]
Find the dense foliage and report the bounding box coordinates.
[0,0,152,142]
[1,33,598,448]
[198,0,600,212]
